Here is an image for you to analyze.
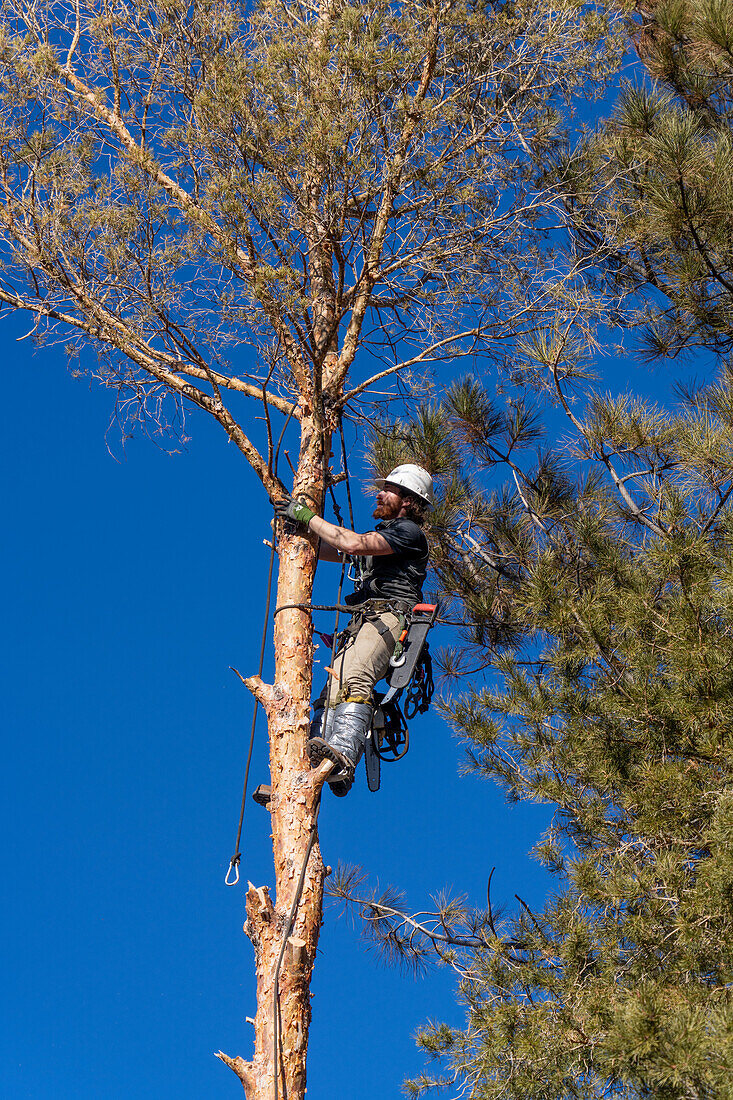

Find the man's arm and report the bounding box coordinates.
[317,541,346,562]
[309,513,393,556]
[275,495,394,556]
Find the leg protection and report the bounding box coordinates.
[327,701,373,797]
[309,698,336,742]
[307,698,350,790]
[329,701,373,767]
[307,701,373,797]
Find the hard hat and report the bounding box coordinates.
[375,464,434,506]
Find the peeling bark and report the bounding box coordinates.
[218,416,333,1099]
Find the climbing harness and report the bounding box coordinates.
[364,601,438,792]
[272,594,439,796]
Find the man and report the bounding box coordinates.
[277,464,433,796]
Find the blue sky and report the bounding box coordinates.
[2,307,571,1100]
[1,278,704,1100]
[0,9,701,1096]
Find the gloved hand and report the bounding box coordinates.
[275,493,316,527]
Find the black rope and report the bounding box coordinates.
[338,420,357,531]
[225,535,277,885]
[374,699,410,761]
[328,481,345,528]
[273,795,324,1100]
[404,644,435,718]
[272,434,356,1090]
[225,399,296,885]
[229,411,356,1087]
[272,433,356,1095]
[273,602,354,616]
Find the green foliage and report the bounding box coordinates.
[560,0,733,359]
[389,370,733,1097]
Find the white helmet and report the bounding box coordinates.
[375,463,434,507]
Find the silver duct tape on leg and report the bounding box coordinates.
[329,701,373,767]
[310,700,336,742]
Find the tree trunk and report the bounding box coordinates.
[218,411,333,1099]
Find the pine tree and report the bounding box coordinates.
[0,2,618,1096]
[323,4,733,1092]
[353,364,733,1098]
[560,0,733,358]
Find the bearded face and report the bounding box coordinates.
[373,486,404,521]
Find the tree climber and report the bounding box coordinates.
[277,464,433,796]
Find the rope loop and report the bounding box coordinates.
[225,856,241,886]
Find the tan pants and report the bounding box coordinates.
[317,611,403,707]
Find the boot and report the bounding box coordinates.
[307,737,355,793]
[326,701,373,797]
[307,699,349,786]
[309,698,336,742]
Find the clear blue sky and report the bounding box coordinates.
[1,306,688,1098]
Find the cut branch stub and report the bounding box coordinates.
[215,1051,254,1095]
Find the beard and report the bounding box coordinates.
[373,498,402,521]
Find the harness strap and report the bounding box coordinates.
[369,613,402,643]
[344,600,406,639]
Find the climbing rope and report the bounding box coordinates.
[224,416,439,1087]
[271,422,357,1097]
[225,400,295,885]
[338,420,357,531]
[404,644,435,717]
[273,602,354,616]
[225,535,277,885]
[225,419,354,884]
[273,794,324,1100]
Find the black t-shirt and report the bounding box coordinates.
[345,517,429,606]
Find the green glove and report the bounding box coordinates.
[276,494,316,527]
